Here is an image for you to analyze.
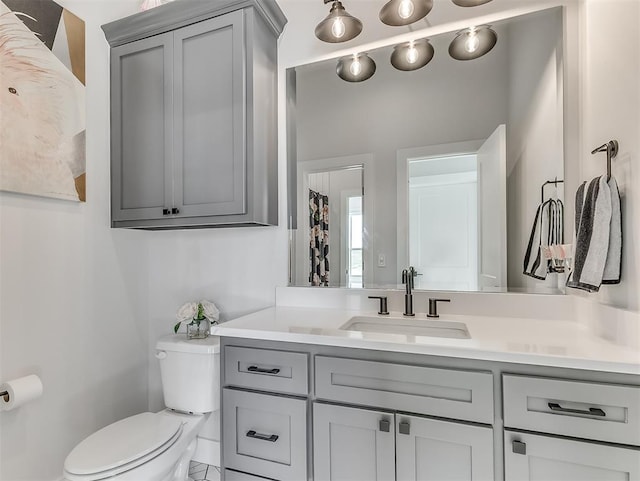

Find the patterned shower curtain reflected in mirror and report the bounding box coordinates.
[309,189,329,286]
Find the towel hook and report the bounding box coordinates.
[591,140,619,181]
[541,178,564,204]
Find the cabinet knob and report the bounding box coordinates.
[171,207,180,215]
[379,419,390,432]
[512,440,527,455]
[398,422,410,435]
[162,208,171,216]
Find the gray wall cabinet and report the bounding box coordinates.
[102,0,286,229]
[219,337,640,481]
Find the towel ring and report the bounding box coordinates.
[591,140,619,181]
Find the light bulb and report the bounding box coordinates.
[331,17,346,39]
[350,56,362,76]
[465,29,480,53]
[406,42,419,64]
[397,0,415,19]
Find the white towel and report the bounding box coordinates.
[603,176,622,284]
[567,175,621,292]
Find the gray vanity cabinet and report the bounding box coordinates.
[313,403,494,481]
[103,0,286,229]
[313,403,396,481]
[504,431,640,480]
[502,374,640,481]
[395,415,494,481]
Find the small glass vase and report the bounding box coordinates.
[186,319,210,339]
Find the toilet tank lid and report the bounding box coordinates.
[156,334,220,354]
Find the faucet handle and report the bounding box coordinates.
[427,298,450,318]
[368,296,389,315]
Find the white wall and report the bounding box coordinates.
[577,0,640,311]
[0,0,290,477]
[0,2,149,480]
[506,8,566,291]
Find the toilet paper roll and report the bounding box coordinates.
[0,375,43,411]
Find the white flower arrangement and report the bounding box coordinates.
[174,300,220,334]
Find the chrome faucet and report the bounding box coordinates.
[401,267,416,317]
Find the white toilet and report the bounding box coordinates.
[63,334,220,481]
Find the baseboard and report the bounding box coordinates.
[193,437,220,467]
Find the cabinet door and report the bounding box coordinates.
[313,403,395,481]
[505,431,640,481]
[173,11,246,218]
[396,415,494,481]
[111,33,173,222]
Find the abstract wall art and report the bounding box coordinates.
[0,0,86,202]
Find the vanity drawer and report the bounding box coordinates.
[315,356,494,424]
[224,346,309,395]
[223,389,307,481]
[503,374,640,446]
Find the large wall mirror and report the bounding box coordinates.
[288,6,570,294]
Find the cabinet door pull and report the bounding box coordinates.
[512,440,527,455]
[398,422,410,435]
[246,430,279,442]
[162,208,171,216]
[379,419,390,432]
[548,402,606,417]
[247,365,281,375]
[171,207,180,215]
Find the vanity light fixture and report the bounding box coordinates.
[390,39,434,71]
[379,0,433,26]
[451,0,493,6]
[448,25,497,60]
[337,53,376,82]
[315,0,363,43]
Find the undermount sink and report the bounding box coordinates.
[340,316,471,339]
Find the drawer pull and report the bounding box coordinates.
[398,422,411,435]
[512,440,527,455]
[247,366,281,375]
[246,430,279,442]
[379,419,390,432]
[548,402,606,417]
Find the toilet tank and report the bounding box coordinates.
[155,334,220,414]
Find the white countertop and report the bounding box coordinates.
[212,306,640,375]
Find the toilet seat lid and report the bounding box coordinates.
[64,412,183,476]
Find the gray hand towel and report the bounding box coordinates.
[523,201,551,279]
[567,176,614,292]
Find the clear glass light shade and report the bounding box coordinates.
[379,0,433,26]
[390,39,434,71]
[449,26,497,60]
[452,0,493,6]
[315,1,363,43]
[337,54,376,82]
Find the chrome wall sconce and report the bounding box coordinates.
[315,0,363,43]
[337,53,377,82]
[390,39,434,71]
[448,25,497,60]
[452,0,493,6]
[379,0,433,27]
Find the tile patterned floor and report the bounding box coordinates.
[189,461,221,481]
